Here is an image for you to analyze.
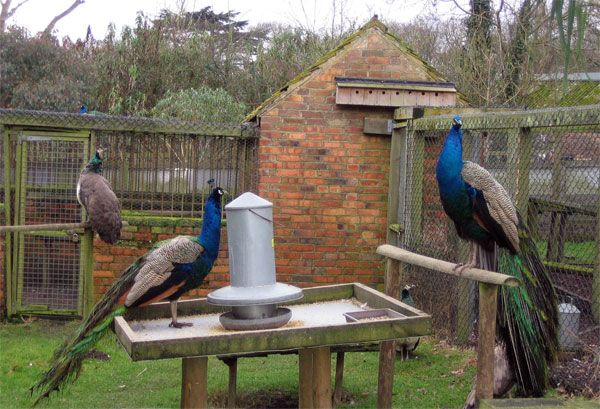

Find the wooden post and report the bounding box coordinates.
[516,127,533,220]
[547,137,565,262]
[81,227,94,317]
[405,129,424,249]
[475,283,499,403]
[313,347,332,409]
[298,348,314,409]
[387,125,403,246]
[181,356,208,409]
[593,185,600,323]
[457,131,477,345]
[332,352,345,406]
[378,257,402,409]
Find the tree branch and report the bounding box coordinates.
[43,0,84,36]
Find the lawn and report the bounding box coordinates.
[1,319,477,408]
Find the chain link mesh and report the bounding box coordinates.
[401,108,599,350]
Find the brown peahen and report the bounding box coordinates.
[77,148,122,244]
[435,115,558,406]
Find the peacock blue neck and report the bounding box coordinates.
[436,125,464,186]
[198,195,222,262]
[85,152,103,174]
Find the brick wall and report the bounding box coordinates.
[256,28,437,289]
[92,219,229,302]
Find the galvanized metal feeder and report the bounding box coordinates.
[207,192,303,330]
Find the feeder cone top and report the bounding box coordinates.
[226,192,272,210]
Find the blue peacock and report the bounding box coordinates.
[31,186,225,404]
[435,115,558,403]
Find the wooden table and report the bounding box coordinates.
[114,283,431,408]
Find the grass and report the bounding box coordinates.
[536,240,597,265]
[1,320,477,408]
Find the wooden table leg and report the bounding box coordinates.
[223,357,238,408]
[299,348,314,409]
[312,346,332,409]
[332,351,345,406]
[377,340,397,409]
[181,356,208,409]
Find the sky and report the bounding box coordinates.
[9,0,463,40]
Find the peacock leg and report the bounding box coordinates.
[168,300,193,328]
[453,241,478,274]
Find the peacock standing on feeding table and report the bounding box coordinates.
[31,186,225,405]
[435,115,558,405]
[77,148,122,244]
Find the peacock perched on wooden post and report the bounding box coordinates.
[77,148,122,244]
[435,115,558,405]
[31,186,226,405]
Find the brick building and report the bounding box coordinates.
[1,17,458,318]
[247,17,456,289]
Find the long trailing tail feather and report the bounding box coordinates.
[497,216,559,396]
[31,260,142,405]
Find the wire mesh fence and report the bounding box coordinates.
[399,106,599,350]
[1,109,258,316]
[96,131,257,217]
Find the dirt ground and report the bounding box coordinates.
[550,345,600,400]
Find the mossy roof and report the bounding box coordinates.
[523,79,600,108]
[244,18,459,122]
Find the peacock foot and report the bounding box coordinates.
[169,321,193,328]
[453,262,476,275]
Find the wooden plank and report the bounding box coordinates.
[181,356,208,409]
[475,283,498,403]
[411,105,600,131]
[298,348,314,409]
[377,340,396,409]
[376,245,521,286]
[312,346,332,409]
[0,109,249,138]
[352,282,426,316]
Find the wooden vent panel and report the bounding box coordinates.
[336,86,456,107]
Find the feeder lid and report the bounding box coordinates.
[207,282,303,306]
[225,192,272,210]
[558,302,580,314]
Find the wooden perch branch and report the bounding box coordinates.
[376,244,520,287]
[0,220,128,233]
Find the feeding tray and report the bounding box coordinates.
[114,283,431,361]
[344,308,403,322]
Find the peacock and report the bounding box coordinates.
[435,115,558,404]
[77,148,122,244]
[31,186,225,405]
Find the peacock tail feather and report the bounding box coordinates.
[497,218,559,396]
[31,260,143,405]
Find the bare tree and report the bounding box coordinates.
[0,0,84,35]
[43,0,85,36]
[0,0,31,32]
